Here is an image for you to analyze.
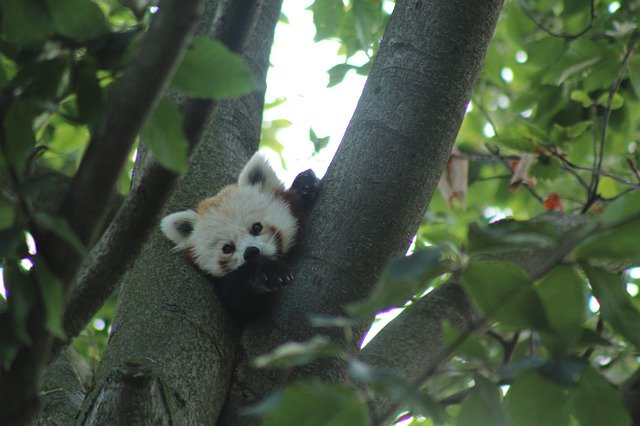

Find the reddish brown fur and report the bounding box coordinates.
[196,185,237,214]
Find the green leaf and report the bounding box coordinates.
[172,36,257,99]
[535,265,586,353]
[505,370,570,426]
[2,100,36,167]
[598,190,640,229]
[571,366,631,426]
[46,0,110,42]
[559,121,592,139]
[248,381,370,426]
[349,360,449,425]
[467,219,558,254]
[14,58,68,100]
[574,220,640,265]
[0,0,53,49]
[32,258,66,339]
[308,0,347,43]
[582,265,640,349]
[347,248,444,318]
[570,90,593,107]
[0,200,15,229]
[327,63,356,87]
[309,128,330,153]
[142,97,189,173]
[462,261,549,330]
[253,336,343,368]
[352,0,384,51]
[629,56,640,98]
[596,92,624,110]
[457,376,509,426]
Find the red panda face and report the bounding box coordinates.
[161,153,299,278]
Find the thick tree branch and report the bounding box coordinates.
[219,0,504,422]
[76,1,282,423]
[38,0,205,281]
[64,0,203,244]
[56,0,261,356]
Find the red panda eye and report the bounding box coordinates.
[250,222,263,236]
[222,244,235,254]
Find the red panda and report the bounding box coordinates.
[160,153,319,319]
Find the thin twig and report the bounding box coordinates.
[583,38,638,212]
[546,147,592,193]
[485,144,545,204]
[520,0,595,40]
[626,158,640,184]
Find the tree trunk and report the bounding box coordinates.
[219,0,504,423]
[76,1,282,423]
[78,0,502,423]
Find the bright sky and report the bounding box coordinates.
[261,0,368,184]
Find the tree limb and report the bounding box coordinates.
[38,0,206,281]
[55,0,261,356]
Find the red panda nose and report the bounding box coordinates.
[244,246,260,261]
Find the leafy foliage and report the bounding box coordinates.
[0,0,257,382]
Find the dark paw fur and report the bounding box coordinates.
[291,169,319,207]
[248,261,293,293]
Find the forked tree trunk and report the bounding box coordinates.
[76,0,503,423]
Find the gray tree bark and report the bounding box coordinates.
[76,1,283,423]
[219,0,504,423]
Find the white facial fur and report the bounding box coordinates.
[160,153,299,277]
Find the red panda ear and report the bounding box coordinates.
[238,152,284,192]
[160,210,198,247]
